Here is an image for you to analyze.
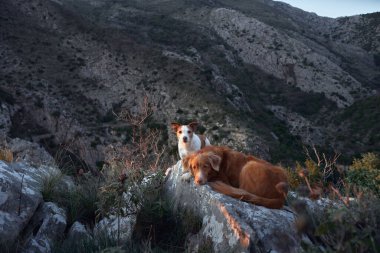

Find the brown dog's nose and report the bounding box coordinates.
[194,178,204,185]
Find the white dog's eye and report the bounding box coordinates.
[188,131,191,134]
[179,131,182,134]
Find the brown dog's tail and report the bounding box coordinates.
[208,181,287,209]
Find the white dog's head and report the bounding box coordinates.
[171,122,198,145]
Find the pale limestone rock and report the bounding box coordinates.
[22,202,67,253]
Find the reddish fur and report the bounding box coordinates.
[182,146,289,209]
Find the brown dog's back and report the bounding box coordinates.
[239,160,288,199]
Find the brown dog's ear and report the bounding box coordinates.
[171,122,181,132]
[188,122,198,131]
[182,154,192,172]
[208,153,221,172]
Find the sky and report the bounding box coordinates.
[276,0,380,18]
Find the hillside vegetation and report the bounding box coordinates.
[0,0,379,168]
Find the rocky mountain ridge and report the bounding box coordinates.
[0,0,379,167]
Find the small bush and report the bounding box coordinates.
[347,153,380,196]
[54,229,118,253]
[40,169,64,202]
[97,96,172,248]
[286,158,325,192]
[296,196,380,253]
[133,194,202,252]
[41,171,100,227]
[285,165,302,189]
[0,148,13,163]
[350,152,380,171]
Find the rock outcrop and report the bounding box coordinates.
[94,211,136,244]
[165,161,302,252]
[0,140,72,251]
[23,202,67,253]
[67,221,92,242]
[0,160,69,247]
[7,138,56,166]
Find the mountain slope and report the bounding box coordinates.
[0,0,379,166]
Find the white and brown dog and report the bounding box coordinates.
[171,122,210,159]
[170,122,211,180]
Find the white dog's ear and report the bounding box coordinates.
[188,122,198,131]
[208,153,221,172]
[171,122,181,132]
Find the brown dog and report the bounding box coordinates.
[182,146,288,209]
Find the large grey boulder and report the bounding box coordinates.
[22,202,67,253]
[165,161,302,253]
[0,161,67,247]
[0,161,44,246]
[94,174,160,244]
[8,138,55,166]
[94,212,136,243]
[67,221,92,241]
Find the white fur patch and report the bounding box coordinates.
[178,126,192,144]
[175,124,211,159]
[181,172,192,182]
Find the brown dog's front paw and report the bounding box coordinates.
[181,172,192,182]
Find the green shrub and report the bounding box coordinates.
[297,196,380,253]
[350,153,380,171]
[347,153,380,196]
[40,170,64,202]
[285,163,302,190]
[133,193,202,253]
[41,172,100,226]
[0,148,13,163]
[54,229,118,253]
[304,159,322,185]
[286,159,323,191]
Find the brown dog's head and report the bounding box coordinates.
[171,122,198,145]
[182,152,221,185]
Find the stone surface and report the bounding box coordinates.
[0,161,44,246]
[268,105,327,146]
[22,202,67,253]
[0,160,66,247]
[94,213,136,243]
[8,138,55,166]
[165,161,302,253]
[67,221,92,241]
[94,174,161,244]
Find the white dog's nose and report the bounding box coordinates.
[183,136,188,143]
